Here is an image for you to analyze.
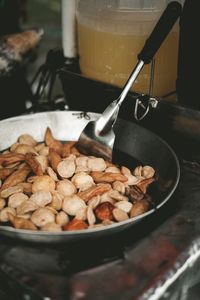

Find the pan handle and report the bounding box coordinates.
[138,1,182,64]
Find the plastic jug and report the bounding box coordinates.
[76,0,180,97]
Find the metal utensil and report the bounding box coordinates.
[77,1,182,161]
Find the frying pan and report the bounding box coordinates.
[0,111,180,243]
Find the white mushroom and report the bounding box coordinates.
[100,192,115,204]
[114,200,133,213]
[121,166,141,185]
[62,195,87,216]
[75,156,89,173]
[56,211,69,226]
[142,166,155,179]
[57,157,76,178]
[30,191,52,207]
[87,157,106,171]
[31,207,55,227]
[113,208,129,222]
[108,190,129,202]
[112,181,126,194]
[0,185,23,198]
[8,193,28,208]
[50,191,64,210]
[16,182,32,194]
[16,200,38,215]
[41,222,62,232]
[35,155,48,173]
[0,198,6,210]
[56,179,77,196]
[18,134,37,146]
[38,146,49,156]
[105,166,121,173]
[14,144,38,155]
[87,206,96,225]
[47,167,59,181]
[75,207,87,221]
[32,175,56,193]
[71,172,94,191]
[34,143,46,152]
[0,207,16,222]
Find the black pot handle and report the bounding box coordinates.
[138,1,182,64]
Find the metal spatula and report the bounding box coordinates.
[77,1,182,161]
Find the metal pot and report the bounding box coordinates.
[0,111,180,243]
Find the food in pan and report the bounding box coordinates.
[0,127,156,232]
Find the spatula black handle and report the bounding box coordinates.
[138,1,182,64]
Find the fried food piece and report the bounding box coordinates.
[78,183,111,202]
[31,207,55,227]
[44,127,63,155]
[0,153,25,167]
[25,153,43,176]
[41,222,62,232]
[136,178,155,194]
[62,195,86,216]
[94,202,114,221]
[14,144,38,155]
[32,175,56,193]
[8,213,37,230]
[91,171,128,183]
[1,164,31,191]
[18,134,37,146]
[49,148,62,172]
[63,218,88,231]
[0,167,17,180]
[61,141,76,158]
[130,199,149,218]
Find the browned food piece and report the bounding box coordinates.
[8,213,37,230]
[70,146,81,156]
[16,182,32,194]
[14,144,37,155]
[48,148,62,172]
[130,199,149,218]
[78,183,111,202]
[0,167,17,180]
[91,171,128,183]
[61,141,76,158]
[1,164,31,191]
[25,153,43,176]
[0,153,25,167]
[136,177,155,194]
[94,201,114,221]
[126,185,144,203]
[63,218,88,231]
[44,127,63,155]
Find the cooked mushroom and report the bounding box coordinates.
[56,179,77,197]
[32,175,56,193]
[71,172,94,191]
[87,157,106,172]
[0,198,6,210]
[16,200,38,215]
[8,192,28,208]
[31,207,55,227]
[56,211,69,226]
[18,134,37,146]
[41,222,62,232]
[30,191,52,207]
[62,195,86,216]
[0,207,16,222]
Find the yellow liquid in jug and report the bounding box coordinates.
[77,22,179,97]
